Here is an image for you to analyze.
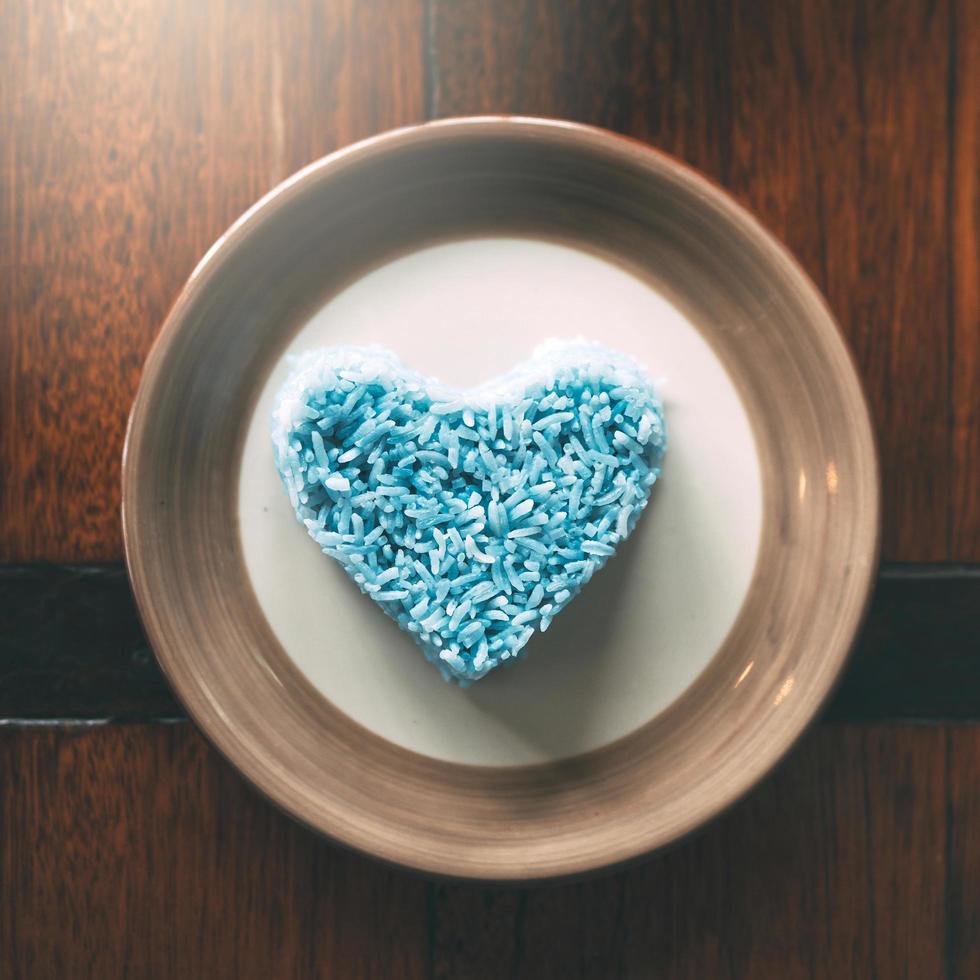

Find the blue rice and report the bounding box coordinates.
[271,339,666,684]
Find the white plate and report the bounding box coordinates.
[239,237,762,765]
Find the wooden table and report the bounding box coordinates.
[2,2,978,976]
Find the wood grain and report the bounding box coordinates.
[429,0,732,178]
[1,0,975,563]
[948,727,980,977]
[0,724,428,980]
[725,0,955,562]
[0,0,424,563]
[3,723,972,979]
[429,0,980,562]
[1,0,978,976]
[951,0,980,559]
[431,725,949,979]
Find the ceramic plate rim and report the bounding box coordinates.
[122,116,881,881]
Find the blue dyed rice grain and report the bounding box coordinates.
[513,536,549,556]
[581,541,615,556]
[510,499,534,521]
[272,341,666,683]
[503,560,525,593]
[448,600,472,631]
[458,620,485,648]
[531,430,559,467]
[616,505,634,538]
[490,559,510,594]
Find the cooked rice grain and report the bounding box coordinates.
[272,339,666,684]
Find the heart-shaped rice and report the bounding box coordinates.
[272,340,666,683]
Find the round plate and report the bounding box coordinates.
[123,117,879,880]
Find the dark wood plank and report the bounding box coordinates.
[0,0,424,563]
[0,564,180,721]
[1,723,965,979]
[821,565,980,722]
[948,727,980,979]
[431,725,949,979]
[0,724,429,980]
[951,0,980,560]
[3,563,977,722]
[725,0,955,562]
[430,0,978,562]
[1,0,973,565]
[429,0,732,180]
[1,3,977,978]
